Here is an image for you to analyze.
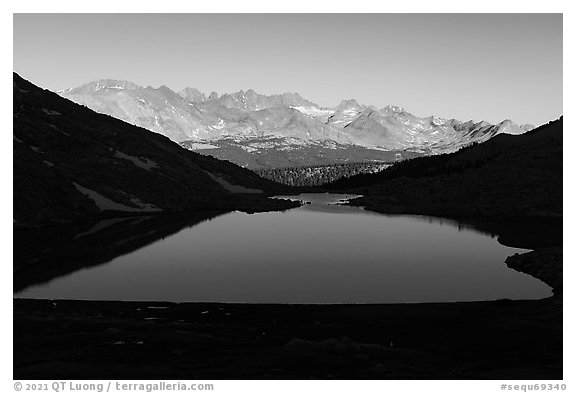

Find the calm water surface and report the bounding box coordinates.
[16,194,551,303]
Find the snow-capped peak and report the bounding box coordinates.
[496,119,526,135]
[431,116,447,126]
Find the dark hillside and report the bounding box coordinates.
[13,73,296,225]
[327,118,562,223]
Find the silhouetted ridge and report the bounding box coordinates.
[328,117,562,223]
[13,73,296,225]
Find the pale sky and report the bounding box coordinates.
[13,13,562,126]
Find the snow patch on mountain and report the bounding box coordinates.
[240,145,258,153]
[73,183,159,212]
[211,119,226,130]
[203,171,262,194]
[291,106,335,118]
[114,151,158,171]
[431,116,447,126]
[42,108,61,116]
[185,142,220,150]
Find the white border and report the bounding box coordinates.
[4,2,571,391]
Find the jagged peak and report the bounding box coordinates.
[178,87,207,103]
[496,119,528,135]
[180,86,205,94]
[144,85,181,100]
[427,115,448,126]
[337,98,360,108]
[157,85,175,93]
[281,91,303,98]
[381,104,405,113]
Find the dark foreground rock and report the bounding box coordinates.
[14,296,561,380]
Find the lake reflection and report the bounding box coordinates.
[15,194,551,303]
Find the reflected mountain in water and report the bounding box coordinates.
[14,211,225,292]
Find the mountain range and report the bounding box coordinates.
[59,80,534,168]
